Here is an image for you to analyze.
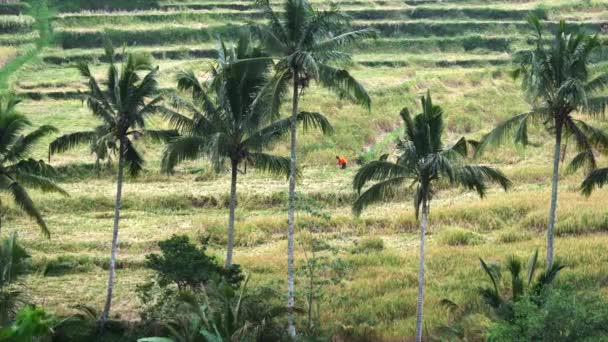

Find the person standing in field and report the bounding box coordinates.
[336,156,348,169]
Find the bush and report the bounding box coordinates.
[144,235,243,291]
[497,229,531,244]
[351,237,384,254]
[488,290,608,342]
[438,227,484,246]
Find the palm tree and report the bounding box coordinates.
[0,95,66,237]
[254,0,374,334]
[74,45,177,326]
[161,33,332,268]
[353,91,511,342]
[477,16,608,269]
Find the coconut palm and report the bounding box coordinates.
[477,16,608,269]
[0,95,66,237]
[74,45,177,326]
[254,0,374,334]
[353,91,511,342]
[161,33,332,268]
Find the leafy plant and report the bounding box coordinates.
[478,249,564,320]
[0,232,30,326]
[0,306,54,342]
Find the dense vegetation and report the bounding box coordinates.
[0,0,607,341]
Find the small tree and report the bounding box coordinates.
[478,16,608,269]
[353,91,510,342]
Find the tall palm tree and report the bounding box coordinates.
[0,95,66,237]
[74,45,177,326]
[161,33,332,268]
[353,91,511,342]
[477,16,608,269]
[254,0,374,334]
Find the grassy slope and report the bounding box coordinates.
[2,0,608,339]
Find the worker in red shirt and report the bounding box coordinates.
[336,156,348,169]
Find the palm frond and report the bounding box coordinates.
[318,63,371,110]
[161,136,207,174]
[143,129,179,143]
[353,160,412,193]
[6,179,50,238]
[581,167,608,196]
[48,131,98,159]
[476,112,539,155]
[454,165,511,197]
[14,171,68,196]
[353,176,408,216]
[247,152,291,178]
[526,249,539,287]
[122,139,144,177]
[3,125,58,163]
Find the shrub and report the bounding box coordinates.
[497,229,531,244]
[438,227,484,246]
[144,235,242,291]
[488,290,608,341]
[351,237,384,254]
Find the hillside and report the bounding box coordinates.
[1,0,608,339]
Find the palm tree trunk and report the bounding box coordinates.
[287,72,300,339]
[225,159,238,268]
[415,199,428,342]
[547,122,562,270]
[100,140,125,327]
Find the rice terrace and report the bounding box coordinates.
[0,0,608,340]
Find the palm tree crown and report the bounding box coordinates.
[354,91,511,216]
[162,34,332,268]
[0,95,66,238]
[255,0,375,113]
[77,44,176,177]
[479,17,608,171]
[162,33,331,175]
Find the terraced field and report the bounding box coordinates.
[1,0,608,339]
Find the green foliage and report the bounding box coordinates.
[0,306,54,342]
[478,250,565,320]
[487,290,608,342]
[139,277,288,342]
[0,15,35,33]
[0,232,30,326]
[144,235,243,291]
[353,90,511,216]
[0,94,65,237]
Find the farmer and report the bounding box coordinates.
[336,156,348,169]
